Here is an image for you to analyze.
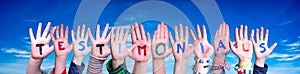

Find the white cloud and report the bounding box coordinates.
[298,36,300,39]
[284,41,300,47]
[281,39,288,43]
[1,48,31,58]
[277,55,300,61]
[268,53,300,61]
[277,20,293,26]
[15,54,31,58]
[268,53,294,58]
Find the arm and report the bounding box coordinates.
[50,24,73,74]
[68,24,91,74]
[151,22,172,74]
[229,25,253,74]
[87,24,111,74]
[212,23,231,74]
[169,24,194,74]
[108,26,136,73]
[251,27,277,74]
[190,24,214,74]
[129,22,151,74]
[26,22,54,74]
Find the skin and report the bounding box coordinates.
[88,24,111,59]
[71,24,91,65]
[129,22,151,74]
[26,22,54,74]
[190,24,214,74]
[50,24,73,74]
[169,24,194,74]
[110,26,137,69]
[251,27,277,67]
[230,25,253,70]
[212,23,231,73]
[151,22,172,74]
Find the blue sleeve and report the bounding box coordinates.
[253,64,268,74]
[68,61,85,74]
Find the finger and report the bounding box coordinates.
[105,29,112,41]
[115,27,120,41]
[46,33,51,42]
[175,26,179,40]
[140,24,146,40]
[42,22,51,38]
[147,32,150,42]
[239,25,244,39]
[250,29,255,44]
[222,23,225,36]
[88,28,95,42]
[131,25,136,42]
[96,24,100,40]
[36,22,42,39]
[134,22,141,40]
[225,24,230,37]
[71,30,75,41]
[244,25,248,39]
[256,29,260,41]
[269,42,277,52]
[214,30,219,39]
[128,44,137,52]
[166,48,173,56]
[153,30,157,41]
[229,41,237,53]
[119,26,124,41]
[264,29,269,41]
[185,26,189,40]
[110,28,115,42]
[179,24,184,39]
[157,24,161,39]
[123,29,129,42]
[189,29,196,41]
[160,23,164,39]
[196,24,201,39]
[81,24,86,38]
[102,23,109,40]
[65,26,69,39]
[202,25,207,39]
[76,26,80,39]
[29,28,35,42]
[56,26,59,38]
[218,24,222,36]
[85,28,89,41]
[164,23,168,39]
[51,27,57,41]
[169,32,174,44]
[45,45,54,56]
[60,24,64,38]
[235,28,239,41]
[260,27,264,41]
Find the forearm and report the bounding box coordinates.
[132,62,147,74]
[212,54,226,74]
[153,59,166,74]
[255,58,265,67]
[174,60,187,74]
[26,57,42,74]
[54,56,67,74]
[87,55,106,74]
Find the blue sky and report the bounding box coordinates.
[0,0,300,74]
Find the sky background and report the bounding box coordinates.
[0,0,300,74]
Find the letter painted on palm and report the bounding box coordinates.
[138,45,147,56]
[96,44,105,54]
[200,43,204,53]
[217,40,226,51]
[242,44,249,52]
[118,44,121,53]
[177,42,185,53]
[155,43,166,56]
[58,41,65,50]
[259,43,266,53]
[79,41,85,51]
[36,44,45,55]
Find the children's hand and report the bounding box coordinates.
[50,24,73,58]
[129,22,151,62]
[251,27,277,67]
[88,24,111,58]
[213,23,230,56]
[71,24,91,65]
[151,22,172,59]
[29,22,54,60]
[230,25,253,62]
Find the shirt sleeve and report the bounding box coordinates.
[68,61,85,74]
[253,64,268,74]
[86,55,106,74]
[106,59,131,74]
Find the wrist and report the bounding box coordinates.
[153,58,166,74]
[255,58,265,67]
[54,56,67,74]
[213,54,226,66]
[72,56,83,65]
[112,59,125,69]
[133,62,148,73]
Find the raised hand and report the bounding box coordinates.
[251,27,277,67]
[27,22,54,74]
[169,24,194,74]
[129,22,151,62]
[190,24,214,61]
[88,24,111,58]
[29,22,54,60]
[110,26,136,69]
[212,23,230,72]
[71,24,91,65]
[50,24,73,74]
[230,25,253,62]
[190,24,213,74]
[152,22,172,59]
